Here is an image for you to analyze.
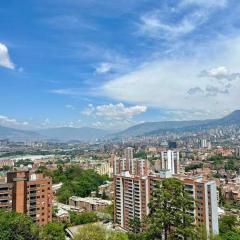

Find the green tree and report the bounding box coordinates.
[219,215,238,234]
[217,215,240,240]
[2,165,12,171]
[0,210,39,240]
[196,225,208,240]
[35,166,52,176]
[225,159,237,171]
[69,211,98,225]
[100,203,114,219]
[148,178,196,240]
[128,232,149,240]
[221,230,240,240]
[14,159,33,167]
[129,217,142,234]
[55,166,107,203]
[73,224,128,240]
[185,163,203,172]
[39,222,65,240]
[133,151,147,159]
[57,182,74,204]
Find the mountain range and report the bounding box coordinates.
[37,127,111,141]
[114,110,240,138]
[0,126,110,141]
[0,110,240,141]
[0,125,41,140]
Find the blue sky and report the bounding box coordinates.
[0,0,240,130]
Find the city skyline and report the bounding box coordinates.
[0,0,240,130]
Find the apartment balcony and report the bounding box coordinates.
[0,195,11,200]
[0,189,11,194]
[29,199,37,204]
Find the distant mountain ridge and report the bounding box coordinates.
[114,110,240,138]
[0,125,41,140]
[0,110,240,141]
[0,126,110,141]
[37,127,111,141]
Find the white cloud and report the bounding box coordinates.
[0,115,17,124]
[96,103,147,120]
[205,85,229,96]
[0,43,15,69]
[101,35,240,117]
[96,62,112,74]
[82,103,147,121]
[138,0,228,40]
[139,9,207,39]
[92,118,145,130]
[181,0,228,8]
[163,108,231,121]
[0,115,29,127]
[92,121,104,128]
[187,84,230,97]
[39,118,82,129]
[81,104,95,116]
[187,87,204,96]
[200,66,240,81]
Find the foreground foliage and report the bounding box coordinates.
[69,211,98,225]
[39,222,65,240]
[0,210,38,240]
[147,178,196,240]
[73,224,128,240]
[0,210,65,240]
[217,215,240,240]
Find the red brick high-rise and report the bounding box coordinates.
[0,170,52,225]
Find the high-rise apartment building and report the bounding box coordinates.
[124,147,134,161]
[199,138,208,148]
[159,150,180,174]
[149,174,219,235]
[0,182,12,210]
[0,170,52,225]
[114,170,219,235]
[113,158,149,176]
[186,178,218,235]
[114,171,149,231]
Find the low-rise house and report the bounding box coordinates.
[69,196,111,211]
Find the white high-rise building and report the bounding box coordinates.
[200,138,208,148]
[159,150,180,174]
[124,147,134,173]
